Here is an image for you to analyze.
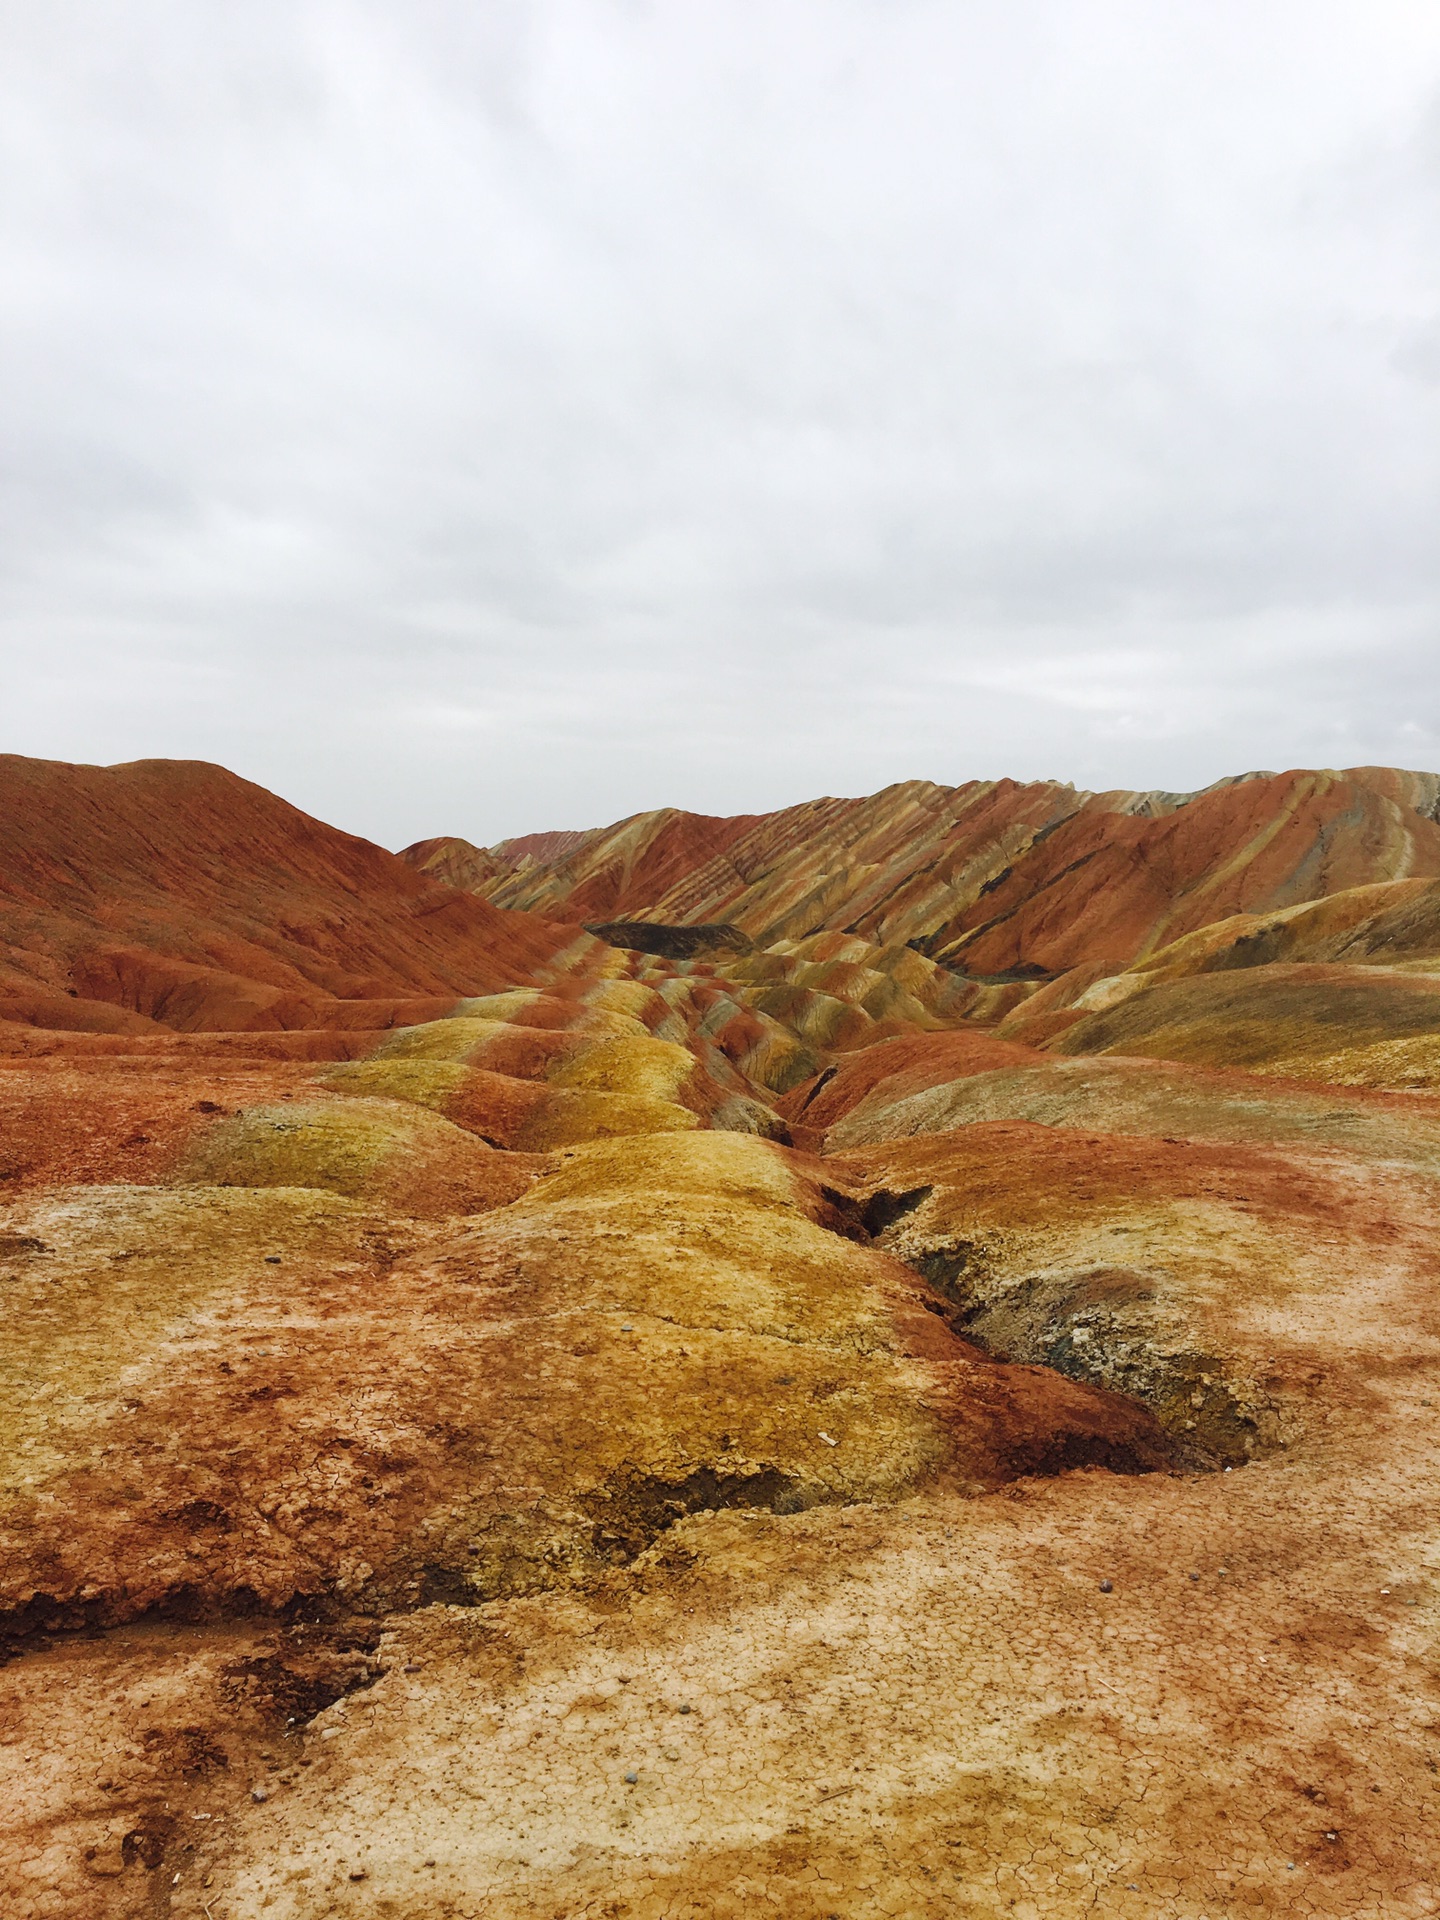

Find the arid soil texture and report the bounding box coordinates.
[3,755,1439,1919]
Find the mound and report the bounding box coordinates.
[1051,962,1440,1073]
[0,755,596,1033]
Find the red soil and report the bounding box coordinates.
[0,756,591,1034]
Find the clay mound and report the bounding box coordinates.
[779,1028,1047,1137]
[173,1095,541,1217]
[0,755,599,1033]
[822,1048,1440,1173]
[1052,961,1440,1074]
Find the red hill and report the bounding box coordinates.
[0,755,587,1033]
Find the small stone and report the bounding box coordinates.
[664,1748,680,1761]
[265,1255,281,1264]
[678,1704,692,1714]
[620,1325,634,1332]
[624,1771,638,1784]
[350,1867,369,1880]
[1189,1573,1200,1582]
[251,1787,269,1803]
[404,1662,423,1672]
[423,1858,436,1867]
[1099,1580,1113,1593]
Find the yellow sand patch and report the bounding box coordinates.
[524,1127,798,1215]
[448,989,650,1040]
[374,1017,512,1063]
[320,1057,471,1111]
[175,1097,485,1199]
[547,1033,696,1102]
[580,978,667,1022]
[449,990,544,1021]
[512,1089,699,1151]
[1251,1032,1440,1090]
[738,1026,823,1094]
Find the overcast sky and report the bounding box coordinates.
[3,2,1439,848]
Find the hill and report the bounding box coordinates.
[405,765,1440,972]
[0,755,595,1034]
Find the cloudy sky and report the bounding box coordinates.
[3,1,1438,848]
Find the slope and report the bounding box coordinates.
[0,756,596,1034]
[404,765,1440,979]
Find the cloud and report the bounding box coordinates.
[2,0,1438,845]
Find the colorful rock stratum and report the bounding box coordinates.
[3,754,1440,1920]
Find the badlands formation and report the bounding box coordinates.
[2,756,1440,1920]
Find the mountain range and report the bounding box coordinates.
[2,753,1436,1917]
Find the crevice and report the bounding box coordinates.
[860,1185,934,1236]
[218,1616,387,1727]
[794,1064,839,1114]
[391,1464,819,1613]
[583,1464,813,1562]
[886,1237,1269,1467]
[816,1184,872,1242]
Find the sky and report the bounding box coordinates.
[2,1,1439,850]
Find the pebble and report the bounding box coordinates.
[678,1704,692,1714]
[621,1325,634,1332]
[624,1771,638,1784]
[349,1868,368,1881]
[251,1787,269,1804]
[265,1255,282,1265]
[1099,1580,1113,1593]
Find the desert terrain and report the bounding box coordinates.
[2,755,1438,1918]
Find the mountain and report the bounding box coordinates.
[4,753,1439,1916]
[0,755,596,1033]
[403,764,1440,972]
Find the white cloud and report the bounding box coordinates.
[1,0,1438,844]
